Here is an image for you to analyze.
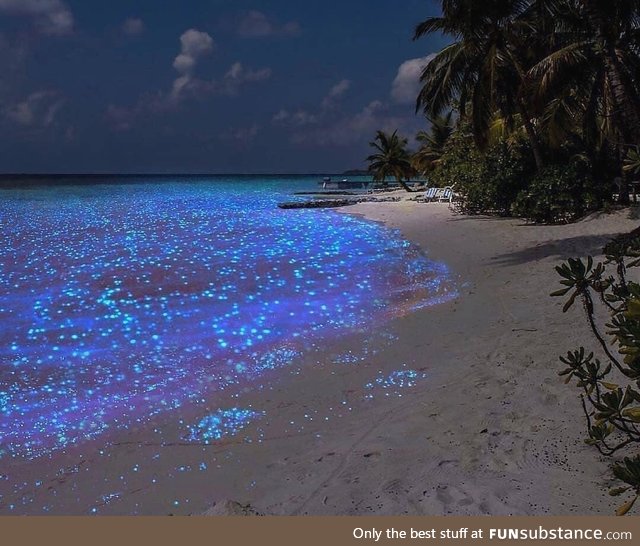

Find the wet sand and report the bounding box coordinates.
[3,198,638,515]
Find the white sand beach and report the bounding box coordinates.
[216,198,640,516]
[6,196,639,516]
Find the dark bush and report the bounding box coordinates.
[430,127,532,216]
[511,161,602,224]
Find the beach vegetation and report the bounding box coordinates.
[553,232,640,514]
[412,112,455,176]
[512,160,608,224]
[624,147,640,178]
[397,0,640,222]
[366,130,417,192]
[428,121,531,215]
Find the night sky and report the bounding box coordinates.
[0,1,447,173]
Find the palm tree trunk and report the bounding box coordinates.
[397,177,414,192]
[603,53,640,205]
[506,51,545,172]
[518,100,544,171]
[583,3,640,204]
[605,48,640,146]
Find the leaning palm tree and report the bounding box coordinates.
[413,0,548,170]
[366,130,416,192]
[412,112,454,176]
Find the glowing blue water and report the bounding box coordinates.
[0,177,455,459]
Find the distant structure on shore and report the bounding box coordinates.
[320,177,371,189]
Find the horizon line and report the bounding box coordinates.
[0,171,370,178]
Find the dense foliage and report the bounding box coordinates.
[365,1,640,218]
[414,0,640,198]
[429,125,531,215]
[554,233,640,514]
[512,161,610,224]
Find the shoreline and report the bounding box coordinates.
[3,196,639,515]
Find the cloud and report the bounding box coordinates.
[292,100,388,146]
[222,62,271,95]
[105,103,136,132]
[327,79,351,99]
[273,79,350,128]
[173,29,214,75]
[0,0,74,36]
[391,55,436,104]
[321,79,351,109]
[122,17,145,37]
[289,99,421,148]
[168,29,216,101]
[107,29,270,131]
[4,90,64,127]
[272,109,317,127]
[237,10,300,38]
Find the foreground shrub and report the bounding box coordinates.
[553,233,640,514]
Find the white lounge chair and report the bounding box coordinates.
[417,187,438,202]
[438,187,454,203]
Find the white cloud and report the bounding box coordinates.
[173,29,214,75]
[292,100,386,146]
[272,109,317,127]
[222,62,271,94]
[170,29,215,100]
[290,99,421,148]
[122,17,145,37]
[273,64,427,149]
[391,55,436,104]
[238,10,300,38]
[273,79,350,129]
[4,90,64,127]
[107,30,270,131]
[321,79,351,109]
[328,79,351,99]
[0,0,73,35]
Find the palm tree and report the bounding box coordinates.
[413,0,547,170]
[366,130,416,192]
[530,0,640,203]
[412,112,454,176]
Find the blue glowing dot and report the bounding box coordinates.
[0,180,456,464]
[186,408,264,443]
